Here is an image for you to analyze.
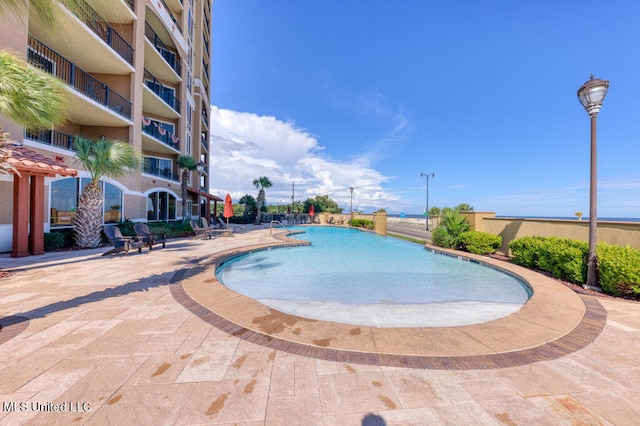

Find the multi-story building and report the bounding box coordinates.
[0,0,217,254]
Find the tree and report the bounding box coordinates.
[432,209,471,249]
[0,51,69,175]
[428,206,442,217]
[303,195,342,214]
[239,194,257,217]
[252,176,272,223]
[0,0,98,28]
[454,203,474,212]
[176,155,197,220]
[72,137,141,248]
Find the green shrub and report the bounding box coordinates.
[349,219,374,229]
[458,231,502,255]
[597,242,640,295]
[509,236,587,284]
[44,232,65,251]
[432,210,470,248]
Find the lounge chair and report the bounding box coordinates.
[190,220,214,239]
[217,217,247,233]
[201,218,228,236]
[102,225,144,256]
[133,223,167,249]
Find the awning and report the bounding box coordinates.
[187,187,223,202]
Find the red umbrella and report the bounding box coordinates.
[223,193,234,228]
[308,205,315,216]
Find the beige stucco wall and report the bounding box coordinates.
[480,216,640,255]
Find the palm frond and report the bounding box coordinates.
[0,51,68,129]
[73,137,140,183]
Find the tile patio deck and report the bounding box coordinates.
[1,226,640,425]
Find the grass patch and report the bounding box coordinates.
[388,233,427,245]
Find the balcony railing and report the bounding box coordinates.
[142,163,179,181]
[160,0,182,33]
[145,22,182,76]
[71,0,134,65]
[144,69,181,112]
[24,129,76,151]
[28,37,132,120]
[127,0,135,11]
[142,119,180,151]
[200,133,208,152]
[201,105,208,127]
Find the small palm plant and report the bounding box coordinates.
[73,137,140,248]
[432,209,471,249]
[177,155,197,219]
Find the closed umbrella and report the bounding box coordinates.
[308,205,314,216]
[223,193,234,229]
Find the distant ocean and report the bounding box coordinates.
[388,214,640,223]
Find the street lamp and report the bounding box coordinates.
[195,161,206,219]
[349,186,354,223]
[577,75,609,290]
[420,172,435,231]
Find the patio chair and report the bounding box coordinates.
[133,223,167,250]
[217,217,247,233]
[102,225,144,256]
[190,220,214,239]
[201,218,228,236]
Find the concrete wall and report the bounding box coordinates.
[460,212,640,255]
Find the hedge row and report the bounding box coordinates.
[458,231,502,255]
[509,236,588,284]
[509,236,640,296]
[349,219,374,230]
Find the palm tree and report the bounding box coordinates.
[432,209,471,249]
[176,155,197,220]
[0,0,98,28]
[239,194,257,217]
[252,176,272,224]
[454,203,474,212]
[73,137,140,248]
[0,51,68,175]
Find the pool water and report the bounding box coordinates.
[216,226,532,327]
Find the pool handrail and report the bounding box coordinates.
[270,220,290,236]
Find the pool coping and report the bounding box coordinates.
[169,230,606,370]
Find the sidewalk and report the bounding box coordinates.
[1,226,640,424]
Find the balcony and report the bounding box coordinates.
[143,69,181,118]
[29,0,134,75]
[142,118,180,155]
[145,22,181,83]
[201,105,209,130]
[28,37,132,127]
[160,0,182,33]
[24,129,76,151]
[200,133,208,153]
[164,0,184,12]
[142,162,179,182]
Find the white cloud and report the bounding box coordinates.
[209,106,399,211]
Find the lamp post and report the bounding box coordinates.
[349,186,354,223]
[195,161,206,219]
[420,172,435,231]
[577,75,609,290]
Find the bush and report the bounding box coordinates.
[509,236,587,284]
[432,210,470,248]
[458,231,502,255]
[597,242,640,296]
[349,218,374,229]
[44,232,65,251]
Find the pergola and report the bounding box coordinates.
[6,145,78,257]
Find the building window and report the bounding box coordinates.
[147,191,177,221]
[50,178,123,227]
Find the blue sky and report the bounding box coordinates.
[209,1,640,218]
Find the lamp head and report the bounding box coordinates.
[577,75,609,117]
[195,161,205,173]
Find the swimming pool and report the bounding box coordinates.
[216,226,532,327]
